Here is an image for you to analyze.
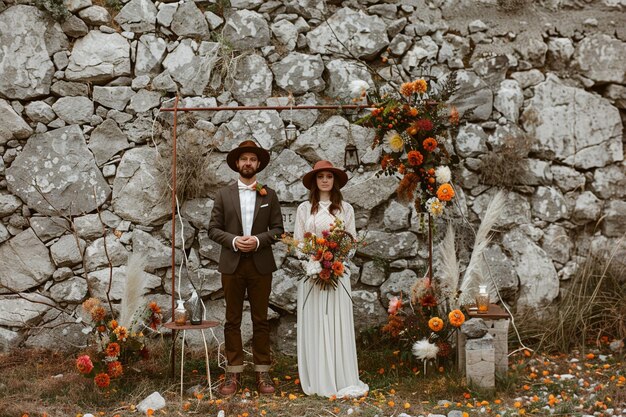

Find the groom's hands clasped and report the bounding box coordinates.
[235,235,258,252]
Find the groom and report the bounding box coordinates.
[208,140,284,396]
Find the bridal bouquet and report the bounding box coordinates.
[283,218,363,291]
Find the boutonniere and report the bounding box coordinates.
[256,183,268,196]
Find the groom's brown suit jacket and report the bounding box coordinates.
[208,183,284,275]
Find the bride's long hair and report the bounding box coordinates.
[309,174,343,215]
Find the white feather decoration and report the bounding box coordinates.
[438,222,460,307]
[458,190,507,304]
[119,252,148,330]
[412,338,439,360]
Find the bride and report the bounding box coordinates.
[293,160,369,398]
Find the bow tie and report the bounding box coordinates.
[238,184,256,191]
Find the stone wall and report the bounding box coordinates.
[0,0,624,353]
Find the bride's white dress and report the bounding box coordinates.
[294,200,369,398]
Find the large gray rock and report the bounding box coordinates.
[51,80,89,97]
[262,149,310,203]
[0,228,55,293]
[461,318,489,338]
[92,86,134,111]
[472,190,531,227]
[401,36,439,69]
[456,123,488,157]
[66,31,131,82]
[84,235,129,272]
[352,289,388,330]
[6,125,110,216]
[478,245,518,299]
[214,109,285,153]
[78,5,110,25]
[590,163,626,199]
[0,293,52,327]
[383,200,411,231]
[87,119,130,166]
[552,165,585,193]
[494,80,524,123]
[135,34,167,76]
[230,54,273,106]
[24,309,86,350]
[502,229,559,314]
[571,191,603,225]
[357,231,418,260]
[0,99,32,145]
[222,10,270,49]
[49,276,88,303]
[531,186,568,222]
[50,234,86,267]
[522,74,623,169]
[132,229,183,271]
[51,96,94,125]
[572,34,626,84]
[127,89,161,114]
[170,1,209,38]
[181,198,214,230]
[270,19,297,51]
[29,217,69,242]
[449,70,493,121]
[292,116,376,169]
[161,216,196,250]
[438,33,470,69]
[360,261,386,286]
[112,147,170,226]
[272,52,325,95]
[514,33,548,66]
[342,171,398,211]
[602,200,626,237]
[162,40,219,96]
[0,6,67,100]
[114,0,157,33]
[284,0,326,19]
[379,269,417,301]
[541,224,572,265]
[24,101,56,124]
[269,258,301,313]
[0,327,20,352]
[307,7,389,60]
[325,59,374,100]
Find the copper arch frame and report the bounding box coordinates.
[160,97,374,375]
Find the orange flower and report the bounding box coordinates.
[323,251,333,261]
[400,82,415,96]
[407,150,424,166]
[106,342,121,358]
[316,238,326,246]
[107,361,123,378]
[428,317,444,332]
[82,297,100,313]
[413,79,427,94]
[408,107,418,117]
[76,355,94,374]
[91,306,107,322]
[423,137,438,152]
[319,269,331,281]
[113,326,128,342]
[94,372,110,388]
[448,309,465,327]
[437,184,455,201]
[109,319,118,330]
[149,301,161,314]
[331,261,344,276]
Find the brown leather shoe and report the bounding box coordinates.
[219,372,240,396]
[256,371,275,395]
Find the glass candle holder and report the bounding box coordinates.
[174,300,187,325]
[475,285,490,314]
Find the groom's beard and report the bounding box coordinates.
[239,166,257,179]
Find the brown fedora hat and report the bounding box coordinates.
[302,160,349,190]
[226,140,271,172]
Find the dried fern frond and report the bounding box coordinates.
[458,190,507,304]
[119,253,148,330]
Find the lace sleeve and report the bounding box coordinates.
[343,202,357,237]
[294,202,308,241]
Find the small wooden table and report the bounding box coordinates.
[164,320,220,399]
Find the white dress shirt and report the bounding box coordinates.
[232,179,260,251]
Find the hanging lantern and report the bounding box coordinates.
[284,122,297,145]
[344,124,360,172]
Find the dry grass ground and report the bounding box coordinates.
[1,338,624,417]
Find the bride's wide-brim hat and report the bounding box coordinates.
[226,140,270,172]
[302,160,349,190]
